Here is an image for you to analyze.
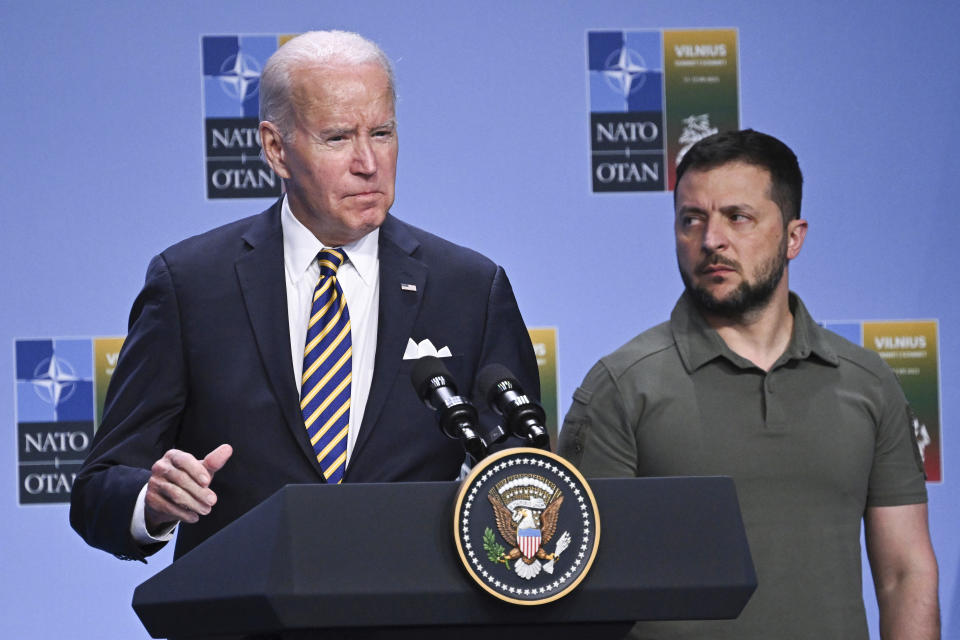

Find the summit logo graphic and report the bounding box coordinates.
[588,31,665,192]
[586,29,739,193]
[14,338,123,504]
[201,35,295,199]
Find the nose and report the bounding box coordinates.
[351,136,377,176]
[701,216,728,253]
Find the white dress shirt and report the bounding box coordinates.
[280,196,380,463]
[131,196,381,544]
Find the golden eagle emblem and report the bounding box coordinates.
[486,474,572,580]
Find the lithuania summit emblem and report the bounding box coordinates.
[454,448,600,605]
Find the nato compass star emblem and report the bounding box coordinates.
[454,448,600,605]
[602,46,649,97]
[31,355,79,407]
[218,51,262,102]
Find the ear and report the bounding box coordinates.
[785,218,808,260]
[259,121,291,180]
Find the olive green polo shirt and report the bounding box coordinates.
[558,292,926,640]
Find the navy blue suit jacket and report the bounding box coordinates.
[70,202,539,560]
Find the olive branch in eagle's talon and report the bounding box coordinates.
[483,527,511,570]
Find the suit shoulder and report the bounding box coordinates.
[162,211,265,257]
[157,209,275,269]
[598,321,675,379]
[385,215,497,272]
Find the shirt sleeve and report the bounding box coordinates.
[130,482,178,545]
[865,363,928,507]
[557,360,638,477]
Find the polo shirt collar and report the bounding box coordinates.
[671,292,735,372]
[783,293,840,366]
[671,291,840,373]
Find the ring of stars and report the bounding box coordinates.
[458,451,598,602]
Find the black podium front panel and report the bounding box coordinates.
[133,477,755,638]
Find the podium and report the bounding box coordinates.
[133,477,755,639]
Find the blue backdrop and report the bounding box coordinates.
[1,1,957,638]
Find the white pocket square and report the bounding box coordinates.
[403,338,453,360]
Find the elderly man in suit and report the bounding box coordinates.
[70,30,538,561]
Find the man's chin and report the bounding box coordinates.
[692,283,737,306]
[339,209,388,242]
[357,207,388,229]
[687,285,748,317]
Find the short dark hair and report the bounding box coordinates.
[675,129,803,224]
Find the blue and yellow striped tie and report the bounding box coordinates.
[300,248,351,484]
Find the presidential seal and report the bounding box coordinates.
[453,448,600,605]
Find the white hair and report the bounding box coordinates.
[259,30,396,140]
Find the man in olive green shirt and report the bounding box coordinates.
[558,130,939,639]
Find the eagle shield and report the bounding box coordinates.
[518,528,541,560]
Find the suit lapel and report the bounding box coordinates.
[235,202,327,480]
[351,215,426,462]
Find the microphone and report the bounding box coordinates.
[476,364,550,450]
[411,356,488,463]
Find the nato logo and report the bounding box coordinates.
[202,35,284,200]
[587,31,665,192]
[15,339,95,504]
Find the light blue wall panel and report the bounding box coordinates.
[1,2,956,637]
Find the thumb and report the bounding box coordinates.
[202,444,233,475]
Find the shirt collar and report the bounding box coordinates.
[671,291,839,373]
[281,195,380,284]
[782,293,840,366]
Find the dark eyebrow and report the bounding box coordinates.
[718,204,757,215]
[677,204,706,216]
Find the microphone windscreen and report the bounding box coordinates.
[476,363,520,401]
[410,355,451,395]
